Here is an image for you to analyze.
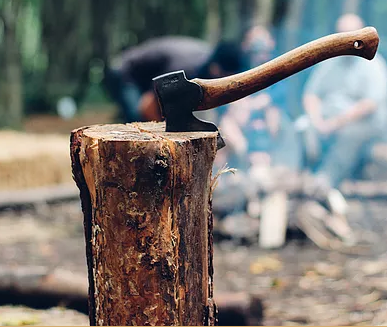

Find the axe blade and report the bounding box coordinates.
[153,70,225,149]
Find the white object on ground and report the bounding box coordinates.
[259,191,288,249]
[327,189,348,216]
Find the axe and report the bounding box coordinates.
[153,27,379,149]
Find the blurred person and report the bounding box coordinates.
[101,36,244,123]
[302,14,387,243]
[212,26,302,236]
[215,25,301,174]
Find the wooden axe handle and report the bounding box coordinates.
[193,27,379,111]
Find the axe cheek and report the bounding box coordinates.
[152,70,226,149]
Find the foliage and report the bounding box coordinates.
[1,0,387,125]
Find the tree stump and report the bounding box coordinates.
[70,122,218,326]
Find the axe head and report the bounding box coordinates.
[153,70,225,149]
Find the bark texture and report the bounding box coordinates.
[70,122,218,326]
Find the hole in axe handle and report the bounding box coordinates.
[354,40,364,49]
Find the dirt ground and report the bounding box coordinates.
[0,306,88,326]
[1,198,387,326]
[23,106,117,135]
[1,111,387,325]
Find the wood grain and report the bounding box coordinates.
[194,27,379,110]
[70,122,218,326]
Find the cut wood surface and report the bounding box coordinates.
[71,122,218,326]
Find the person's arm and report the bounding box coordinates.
[138,91,162,121]
[302,62,331,129]
[265,106,281,137]
[327,99,377,130]
[219,113,248,156]
[303,94,324,128]
[326,57,387,131]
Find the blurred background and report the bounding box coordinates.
[2,0,387,128]
[2,0,387,325]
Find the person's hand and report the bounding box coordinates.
[314,118,340,136]
[139,91,162,121]
[227,98,251,126]
[250,119,267,130]
[250,93,271,109]
[249,151,271,167]
[219,115,248,155]
[265,106,280,138]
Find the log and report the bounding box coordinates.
[70,122,218,326]
[259,191,288,249]
[0,183,78,209]
[0,265,88,314]
[0,266,263,325]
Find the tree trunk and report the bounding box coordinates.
[239,0,257,37]
[40,0,91,109]
[206,0,220,44]
[0,0,23,129]
[254,0,275,27]
[220,0,241,40]
[70,122,218,326]
[73,0,115,106]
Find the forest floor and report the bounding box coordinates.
[1,111,387,325]
[23,105,117,135]
[1,198,387,326]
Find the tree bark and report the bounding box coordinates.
[70,122,218,326]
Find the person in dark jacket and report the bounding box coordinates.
[102,36,244,122]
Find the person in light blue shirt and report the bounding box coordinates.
[303,14,387,191]
[301,14,387,244]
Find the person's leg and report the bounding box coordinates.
[302,124,323,172]
[101,68,142,122]
[121,84,142,122]
[312,123,380,244]
[315,123,379,188]
[270,113,302,171]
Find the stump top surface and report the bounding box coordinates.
[81,122,218,143]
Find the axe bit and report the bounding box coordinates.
[153,27,379,150]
